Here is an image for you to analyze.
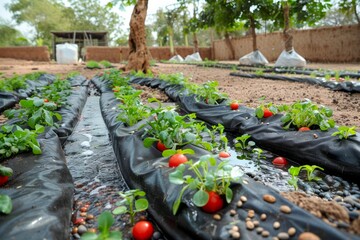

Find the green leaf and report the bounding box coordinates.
[112,206,127,215]
[0,195,12,214]
[79,232,98,240]
[107,231,123,240]
[180,149,195,155]
[0,166,13,177]
[135,198,148,212]
[19,99,33,108]
[143,137,157,148]
[169,166,185,185]
[225,187,233,203]
[162,149,177,157]
[255,108,264,118]
[193,189,209,207]
[98,211,114,233]
[33,98,45,107]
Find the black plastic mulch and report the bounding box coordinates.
[0,74,89,239]
[93,76,360,240]
[230,72,360,93]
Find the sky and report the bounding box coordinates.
[0,0,180,39]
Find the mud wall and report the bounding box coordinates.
[86,46,212,62]
[213,24,360,63]
[0,47,50,61]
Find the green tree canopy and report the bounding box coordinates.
[0,18,29,46]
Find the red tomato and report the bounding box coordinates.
[299,127,311,132]
[44,99,49,102]
[263,108,273,118]
[0,176,9,186]
[169,154,188,167]
[218,151,231,158]
[132,220,154,240]
[230,102,239,110]
[156,141,167,152]
[202,191,224,213]
[272,157,287,165]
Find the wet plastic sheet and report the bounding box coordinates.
[169,54,184,62]
[97,87,360,240]
[0,129,73,240]
[230,72,360,93]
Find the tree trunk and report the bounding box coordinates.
[184,33,189,47]
[125,0,150,73]
[193,32,199,53]
[249,16,257,51]
[283,1,293,52]
[224,31,235,60]
[169,27,175,55]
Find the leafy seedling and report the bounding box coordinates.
[234,134,255,159]
[332,126,357,140]
[169,154,243,215]
[81,211,122,240]
[112,189,149,225]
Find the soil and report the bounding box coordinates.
[1,58,359,128]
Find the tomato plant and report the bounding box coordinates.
[332,126,357,139]
[234,134,256,159]
[81,212,122,240]
[201,191,224,213]
[194,81,228,104]
[0,165,13,186]
[279,99,335,131]
[288,165,324,190]
[255,97,278,119]
[36,78,72,107]
[272,156,287,165]
[0,124,44,159]
[132,220,154,240]
[113,189,149,225]
[169,154,243,214]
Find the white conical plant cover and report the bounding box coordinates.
[239,50,269,65]
[274,48,306,67]
[184,52,203,62]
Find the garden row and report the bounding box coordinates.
[0,73,88,239]
[91,69,360,239]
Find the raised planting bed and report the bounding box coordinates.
[0,73,89,239]
[91,71,360,240]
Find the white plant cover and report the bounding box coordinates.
[239,50,269,65]
[184,52,202,62]
[56,43,78,64]
[169,54,184,62]
[274,48,306,67]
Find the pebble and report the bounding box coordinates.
[246,221,255,230]
[231,231,241,239]
[263,194,276,203]
[320,184,330,192]
[273,221,280,229]
[72,227,78,234]
[261,230,270,237]
[213,214,221,220]
[77,225,87,235]
[240,196,247,202]
[253,220,260,227]
[333,195,343,202]
[280,205,292,214]
[153,231,162,239]
[86,214,94,220]
[229,209,237,216]
[73,233,81,239]
[237,200,243,208]
[248,209,255,218]
[260,213,267,221]
[336,221,350,229]
[256,227,264,234]
[349,211,359,220]
[298,232,321,240]
[277,232,289,240]
[231,226,239,232]
[324,175,334,185]
[288,227,296,236]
